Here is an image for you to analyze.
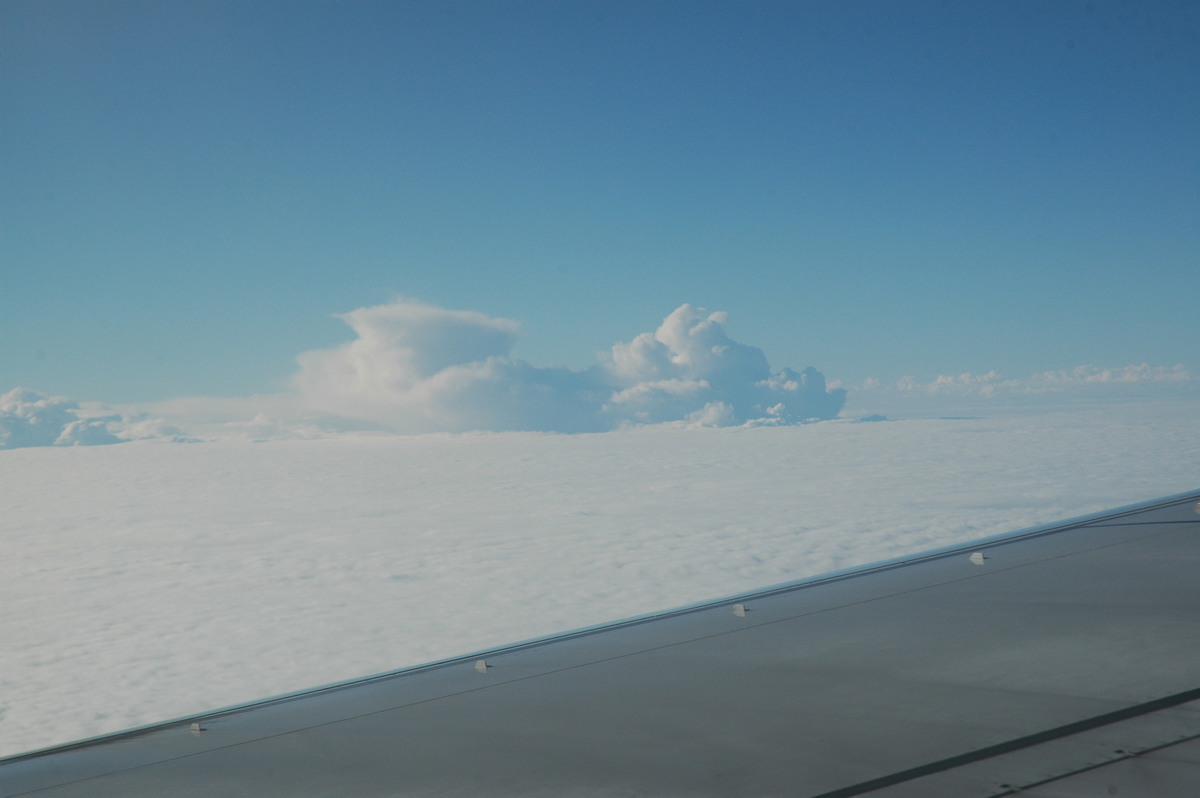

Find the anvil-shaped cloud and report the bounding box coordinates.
[294,302,846,433]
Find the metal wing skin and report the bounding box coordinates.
[4,491,1200,797]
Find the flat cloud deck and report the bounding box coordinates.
[4,491,1199,797]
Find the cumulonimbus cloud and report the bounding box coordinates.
[294,301,846,433]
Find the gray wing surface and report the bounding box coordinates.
[4,491,1200,797]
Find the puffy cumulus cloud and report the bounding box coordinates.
[600,305,845,426]
[294,301,845,433]
[606,307,769,389]
[0,388,123,449]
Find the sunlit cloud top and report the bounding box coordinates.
[294,301,846,433]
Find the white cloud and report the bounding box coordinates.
[293,300,845,433]
[14,303,1195,440]
[889,363,1195,398]
[1026,363,1193,388]
[683,400,738,427]
[598,304,845,425]
[296,302,520,400]
[0,388,122,449]
[605,306,769,388]
[841,363,1199,418]
[293,301,607,434]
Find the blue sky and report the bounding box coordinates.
[3,0,1198,405]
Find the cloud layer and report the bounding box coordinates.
[294,301,846,433]
[839,363,1199,418]
[890,364,1195,398]
[6,402,1200,755]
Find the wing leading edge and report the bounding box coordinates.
[3,491,1200,797]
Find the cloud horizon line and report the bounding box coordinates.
[4,301,1197,448]
[851,363,1195,399]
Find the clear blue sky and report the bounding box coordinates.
[3,0,1198,403]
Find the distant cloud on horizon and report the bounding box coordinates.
[0,388,190,450]
[836,362,1199,417]
[293,301,846,433]
[7,303,1198,448]
[0,388,122,449]
[886,363,1195,398]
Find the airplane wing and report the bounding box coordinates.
[3,490,1199,797]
